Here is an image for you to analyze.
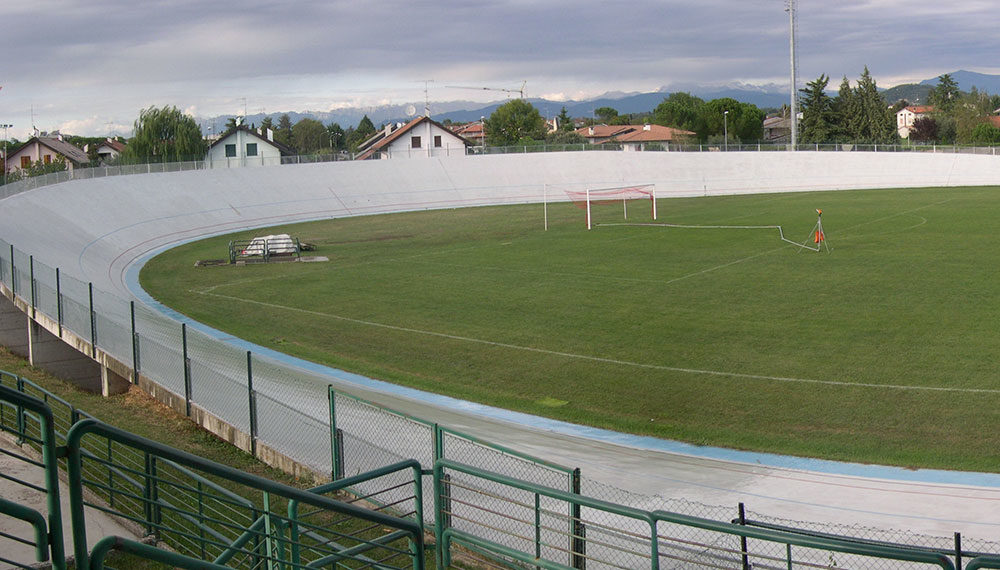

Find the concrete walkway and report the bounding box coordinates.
[0,433,137,570]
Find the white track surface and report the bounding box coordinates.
[4,151,1000,540]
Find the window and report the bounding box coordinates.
[20,156,30,168]
[225,144,237,158]
[411,136,421,149]
[434,135,442,148]
[246,143,258,157]
[43,154,52,164]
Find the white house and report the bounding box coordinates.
[205,125,293,168]
[356,116,471,159]
[896,105,934,139]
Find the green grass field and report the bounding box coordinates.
[140,185,1000,472]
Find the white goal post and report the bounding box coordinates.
[564,184,657,229]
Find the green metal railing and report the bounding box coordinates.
[65,418,426,570]
[434,457,958,570]
[0,382,66,569]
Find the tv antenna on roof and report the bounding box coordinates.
[421,79,434,117]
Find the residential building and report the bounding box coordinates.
[573,124,694,150]
[356,116,471,159]
[6,135,90,173]
[450,122,485,146]
[92,137,127,162]
[763,115,793,142]
[897,105,934,139]
[205,126,293,168]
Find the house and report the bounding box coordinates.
[762,115,793,142]
[92,137,127,162]
[573,124,694,150]
[897,105,934,139]
[356,116,471,159]
[6,135,91,173]
[205,125,293,168]
[450,122,485,146]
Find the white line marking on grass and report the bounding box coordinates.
[194,289,1000,395]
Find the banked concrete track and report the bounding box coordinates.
[5,151,1000,540]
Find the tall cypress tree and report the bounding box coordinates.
[852,67,896,144]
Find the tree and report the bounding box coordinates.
[557,107,574,131]
[846,67,896,144]
[594,106,619,124]
[326,122,346,151]
[260,117,274,132]
[799,74,836,143]
[908,117,939,142]
[291,118,328,154]
[484,99,546,145]
[952,88,994,143]
[123,106,205,162]
[970,122,1000,144]
[831,76,855,142]
[653,93,706,138]
[224,117,240,132]
[928,74,961,114]
[702,98,764,143]
[346,115,376,151]
[275,114,294,148]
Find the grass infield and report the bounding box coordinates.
[141,185,1000,472]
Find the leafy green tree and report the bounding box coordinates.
[594,106,619,124]
[326,122,346,151]
[260,117,274,132]
[953,88,995,143]
[484,99,546,145]
[545,130,586,145]
[653,93,706,137]
[928,74,961,114]
[799,74,836,143]
[970,122,1000,144]
[275,114,294,148]
[6,157,68,182]
[123,106,205,162]
[291,118,328,154]
[702,98,764,143]
[224,117,240,131]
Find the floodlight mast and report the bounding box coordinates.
[786,0,798,150]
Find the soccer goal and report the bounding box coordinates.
[563,184,657,229]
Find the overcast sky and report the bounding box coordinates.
[2,0,998,139]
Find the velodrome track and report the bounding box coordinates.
[5,150,1000,540]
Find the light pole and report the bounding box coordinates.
[0,124,11,185]
[723,111,729,151]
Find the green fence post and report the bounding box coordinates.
[55,268,62,337]
[182,323,192,417]
[88,283,96,357]
[247,351,257,457]
[955,532,962,570]
[571,468,585,569]
[328,385,343,480]
[29,255,36,318]
[739,503,750,570]
[130,301,139,384]
[143,451,154,535]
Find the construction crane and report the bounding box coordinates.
[446,81,527,99]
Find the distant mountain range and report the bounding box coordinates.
[201,70,1000,132]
